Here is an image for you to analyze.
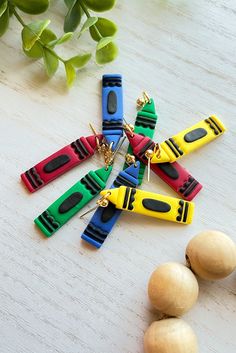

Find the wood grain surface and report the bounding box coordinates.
[0,1,236,352]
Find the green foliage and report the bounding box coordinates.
[22,19,51,51]
[79,16,97,36]
[68,53,92,68]
[0,0,118,87]
[13,0,49,14]
[64,0,82,33]
[0,4,9,36]
[64,0,76,8]
[0,0,8,17]
[43,47,59,77]
[96,36,113,50]
[83,0,115,12]
[89,17,117,41]
[24,28,56,58]
[96,41,118,64]
[47,32,73,47]
[64,61,76,86]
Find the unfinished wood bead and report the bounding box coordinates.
[144,318,198,353]
[148,262,199,316]
[186,230,236,280]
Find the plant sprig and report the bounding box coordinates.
[0,0,118,87]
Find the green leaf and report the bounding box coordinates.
[0,0,7,18]
[13,0,49,14]
[96,41,118,65]
[24,28,57,59]
[79,16,97,37]
[22,19,50,51]
[64,61,76,87]
[64,0,82,33]
[43,48,59,77]
[68,53,91,68]
[84,0,116,12]
[64,0,76,8]
[0,5,9,37]
[89,17,117,42]
[96,36,113,50]
[47,32,73,47]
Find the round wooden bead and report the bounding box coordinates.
[144,318,198,353]
[148,262,199,316]
[186,230,236,280]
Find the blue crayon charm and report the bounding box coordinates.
[102,74,124,151]
[81,162,140,248]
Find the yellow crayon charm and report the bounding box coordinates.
[100,186,194,224]
[151,115,226,163]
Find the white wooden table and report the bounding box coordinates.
[1,1,236,352]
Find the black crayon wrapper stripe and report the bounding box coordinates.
[136,116,156,129]
[183,180,199,197]
[38,215,54,233]
[209,117,222,133]
[128,188,136,210]
[25,168,43,189]
[84,224,109,243]
[113,175,137,188]
[123,187,131,209]
[176,200,184,222]
[183,202,189,223]
[165,140,179,157]
[81,174,101,195]
[103,77,122,87]
[169,138,183,155]
[71,139,89,159]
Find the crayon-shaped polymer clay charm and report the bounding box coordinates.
[21,134,103,192]
[150,116,226,163]
[102,74,123,151]
[100,186,194,224]
[124,94,158,185]
[34,166,112,237]
[125,131,202,201]
[81,162,140,248]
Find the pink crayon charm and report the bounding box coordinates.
[125,131,202,201]
[21,134,103,193]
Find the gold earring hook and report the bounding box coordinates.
[102,135,126,169]
[80,192,112,218]
[123,123,134,137]
[144,144,160,182]
[136,91,151,108]
[125,153,137,167]
[89,123,102,152]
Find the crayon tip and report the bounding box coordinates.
[123,161,140,179]
[151,148,171,164]
[86,134,103,149]
[100,188,119,206]
[140,97,157,115]
[125,131,146,146]
[95,166,113,182]
[104,135,122,151]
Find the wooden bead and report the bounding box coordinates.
[186,230,236,280]
[148,262,199,316]
[144,318,198,353]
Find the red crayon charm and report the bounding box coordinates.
[125,131,202,201]
[21,134,103,192]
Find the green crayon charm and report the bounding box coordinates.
[34,166,112,237]
[124,95,158,184]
